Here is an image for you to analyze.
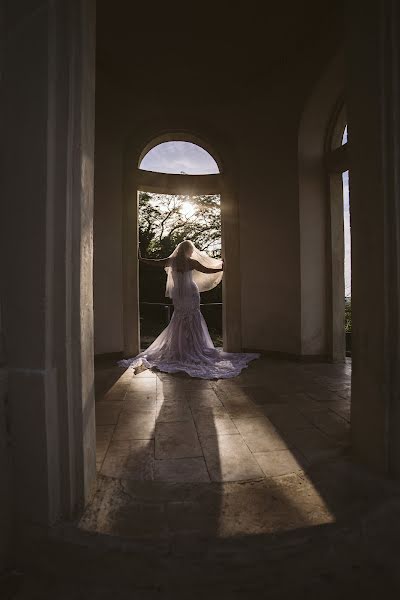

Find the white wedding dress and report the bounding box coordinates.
[119,251,259,379]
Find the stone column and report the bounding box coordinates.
[347,0,400,474]
[1,0,96,531]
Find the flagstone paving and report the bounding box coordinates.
[11,358,400,599]
[95,357,351,483]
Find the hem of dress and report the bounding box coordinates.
[118,353,260,380]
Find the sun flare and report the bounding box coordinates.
[181,200,194,218]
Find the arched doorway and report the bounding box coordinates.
[298,51,347,361]
[122,133,242,358]
[326,109,350,361]
[137,141,223,350]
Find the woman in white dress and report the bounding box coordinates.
[120,240,259,379]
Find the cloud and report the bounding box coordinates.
[140,141,219,175]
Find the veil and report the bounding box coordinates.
[165,241,223,298]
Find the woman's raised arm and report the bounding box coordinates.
[190,259,223,274]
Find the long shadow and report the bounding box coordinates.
[87,355,373,546]
[40,357,400,596]
[89,359,225,541]
[213,358,355,519]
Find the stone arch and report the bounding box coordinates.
[298,50,345,360]
[122,125,242,356]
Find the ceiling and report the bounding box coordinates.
[96,1,344,100]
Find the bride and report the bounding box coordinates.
[120,240,259,379]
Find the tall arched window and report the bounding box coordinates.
[326,106,350,359]
[123,131,241,358]
[134,138,223,351]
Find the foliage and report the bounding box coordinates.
[139,192,221,259]
[138,192,222,304]
[345,297,352,333]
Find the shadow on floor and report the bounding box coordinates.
[9,358,400,599]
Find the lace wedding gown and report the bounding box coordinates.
[119,261,259,379]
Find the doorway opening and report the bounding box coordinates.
[343,168,351,355]
[341,127,352,355]
[325,105,350,362]
[138,191,223,350]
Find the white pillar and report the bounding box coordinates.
[2,0,96,530]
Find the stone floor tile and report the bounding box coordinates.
[260,405,311,432]
[308,389,348,403]
[214,385,253,401]
[100,439,154,480]
[188,390,225,411]
[286,428,342,463]
[217,393,265,418]
[156,387,188,403]
[192,412,238,438]
[335,388,351,401]
[154,457,210,482]
[243,386,289,405]
[201,434,264,482]
[95,401,124,425]
[260,402,291,416]
[113,412,156,440]
[127,379,157,394]
[285,392,324,412]
[123,395,157,412]
[157,377,213,391]
[96,425,114,468]
[254,449,307,477]
[325,382,351,393]
[223,404,265,419]
[308,410,350,440]
[156,401,192,423]
[190,404,228,418]
[326,399,351,421]
[155,420,202,459]
[233,417,291,452]
[169,377,214,389]
[101,389,127,402]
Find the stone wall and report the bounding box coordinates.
[93,40,342,357]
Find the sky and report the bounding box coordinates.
[141,139,351,296]
[140,141,219,175]
[342,127,351,297]
[343,170,351,296]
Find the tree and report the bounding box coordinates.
[138,192,221,260]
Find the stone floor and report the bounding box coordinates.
[77,356,355,544]
[6,357,400,598]
[94,357,351,485]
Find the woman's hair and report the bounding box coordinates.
[165,240,223,298]
[176,240,194,258]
